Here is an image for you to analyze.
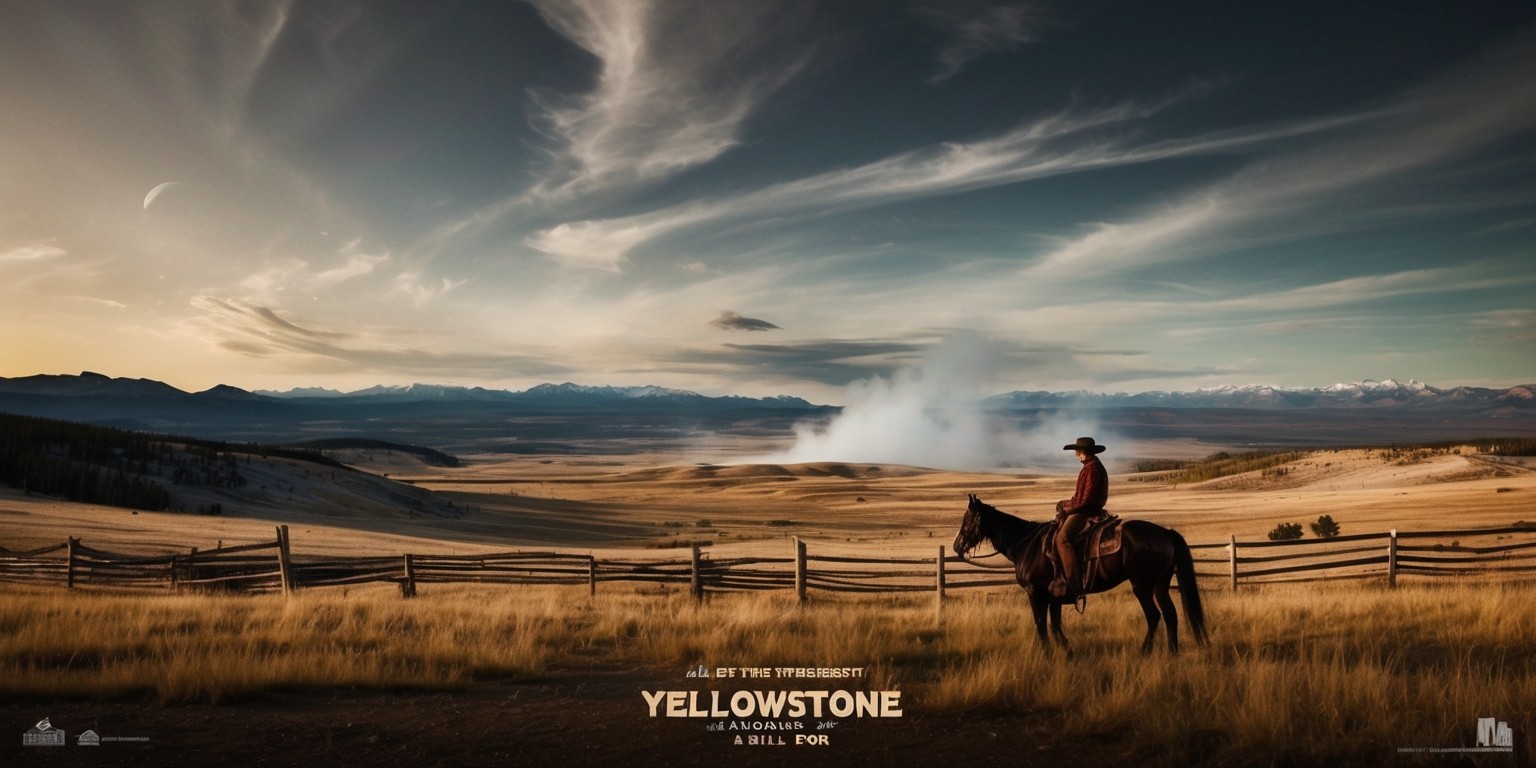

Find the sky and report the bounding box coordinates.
[2,0,1534,403]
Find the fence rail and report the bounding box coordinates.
[2,524,1533,602]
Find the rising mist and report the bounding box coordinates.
[747,332,1103,472]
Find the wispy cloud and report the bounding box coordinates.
[676,339,927,386]
[0,242,67,262]
[389,272,467,306]
[71,296,129,310]
[240,240,390,299]
[525,88,1300,269]
[140,0,406,145]
[663,331,1118,389]
[1205,268,1515,314]
[315,240,389,286]
[1467,308,1536,344]
[1473,217,1536,236]
[525,0,815,199]
[191,296,572,377]
[1026,29,1536,278]
[708,311,781,332]
[922,1,1044,84]
[991,262,1534,339]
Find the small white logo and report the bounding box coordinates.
[23,718,66,747]
[78,729,101,746]
[1399,715,1515,755]
[1477,717,1513,748]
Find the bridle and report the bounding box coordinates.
[957,547,1014,569]
[955,504,1019,570]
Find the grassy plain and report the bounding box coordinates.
[2,444,1533,764]
[2,444,1531,557]
[1,580,1531,765]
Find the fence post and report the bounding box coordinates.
[1387,529,1398,588]
[794,537,808,605]
[1229,534,1238,592]
[66,537,78,589]
[276,525,295,596]
[588,556,597,597]
[179,546,198,592]
[935,546,946,618]
[690,543,703,603]
[400,554,417,598]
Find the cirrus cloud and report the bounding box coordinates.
[524,0,817,199]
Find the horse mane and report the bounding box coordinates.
[970,497,1047,561]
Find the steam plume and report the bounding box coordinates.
[752,332,1101,471]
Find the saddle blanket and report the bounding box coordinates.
[1086,517,1123,558]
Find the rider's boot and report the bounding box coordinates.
[1052,544,1081,599]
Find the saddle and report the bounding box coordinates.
[1043,512,1123,594]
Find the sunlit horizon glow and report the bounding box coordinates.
[2,2,1534,404]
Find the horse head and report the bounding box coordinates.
[953,493,987,557]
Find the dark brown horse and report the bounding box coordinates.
[953,494,1207,655]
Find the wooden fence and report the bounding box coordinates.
[1189,524,1536,589]
[2,524,1533,602]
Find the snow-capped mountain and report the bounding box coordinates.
[252,381,814,408]
[522,382,703,402]
[324,383,517,402]
[986,379,1535,410]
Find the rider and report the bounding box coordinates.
[1053,437,1109,598]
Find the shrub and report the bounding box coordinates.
[1268,522,1304,541]
[1311,515,1341,539]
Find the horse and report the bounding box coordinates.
[953,494,1207,655]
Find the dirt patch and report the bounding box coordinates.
[1,670,1124,768]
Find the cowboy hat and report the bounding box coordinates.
[1062,436,1107,454]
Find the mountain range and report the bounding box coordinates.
[7,371,1526,410]
[0,372,827,454]
[253,381,813,408]
[0,372,814,407]
[1,372,1532,452]
[986,379,1536,411]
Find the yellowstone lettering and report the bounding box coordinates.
[641,689,902,718]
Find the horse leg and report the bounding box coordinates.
[1029,593,1053,652]
[1048,601,1073,658]
[1132,581,1161,655]
[1155,582,1180,654]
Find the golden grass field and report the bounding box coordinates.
[2,443,1533,765]
[1,581,1531,765]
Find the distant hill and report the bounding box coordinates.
[0,411,463,520]
[288,438,461,468]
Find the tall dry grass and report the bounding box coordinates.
[921,583,1534,764]
[2,580,1531,765]
[0,586,552,703]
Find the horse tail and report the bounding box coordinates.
[1171,529,1208,646]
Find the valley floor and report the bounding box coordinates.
[3,446,1531,560]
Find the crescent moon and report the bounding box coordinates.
[143,181,181,210]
